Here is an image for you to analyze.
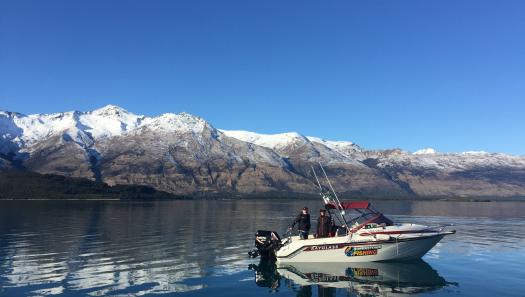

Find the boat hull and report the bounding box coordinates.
[276,234,446,263]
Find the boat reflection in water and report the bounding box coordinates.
[250,259,456,296]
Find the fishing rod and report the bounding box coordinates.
[311,165,326,202]
[318,162,349,230]
[311,165,344,226]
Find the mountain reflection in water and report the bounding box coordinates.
[0,199,524,296]
[250,260,456,297]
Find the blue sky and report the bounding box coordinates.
[1,1,524,155]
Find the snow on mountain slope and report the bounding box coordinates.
[0,105,142,151]
[219,130,364,158]
[307,136,366,160]
[139,112,210,134]
[79,105,144,139]
[1,110,86,150]
[2,105,524,171]
[0,105,218,155]
[0,106,289,174]
[220,130,309,151]
[413,148,437,155]
[221,130,371,168]
[371,149,525,172]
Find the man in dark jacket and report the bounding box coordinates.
[292,207,311,239]
[316,209,333,238]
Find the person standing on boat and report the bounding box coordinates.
[292,207,311,240]
[316,209,333,238]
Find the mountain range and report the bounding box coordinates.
[1,105,524,199]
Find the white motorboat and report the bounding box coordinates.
[275,200,454,262]
[249,165,455,263]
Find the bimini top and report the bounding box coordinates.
[325,201,370,210]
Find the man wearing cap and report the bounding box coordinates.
[292,207,311,240]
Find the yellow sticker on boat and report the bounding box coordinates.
[345,245,381,257]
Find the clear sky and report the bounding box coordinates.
[1,1,524,155]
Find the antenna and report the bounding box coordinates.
[310,165,323,191]
[318,162,343,211]
[311,165,331,205]
[318,162,349,230]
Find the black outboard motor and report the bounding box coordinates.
[248,230,281,261]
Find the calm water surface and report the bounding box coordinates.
[0,200,524,297]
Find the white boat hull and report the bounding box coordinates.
[276,233,448,263]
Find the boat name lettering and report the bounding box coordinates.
[305,244,341,251]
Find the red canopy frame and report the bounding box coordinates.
[325,201,370,210]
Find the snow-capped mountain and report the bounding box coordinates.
[220,130,310,152]
[0,105,213,154]
[220,130,366,161]
[413,148,437,155]
[1,105,524,198]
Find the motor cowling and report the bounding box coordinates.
[248,230,281,261]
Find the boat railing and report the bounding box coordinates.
[429,223,455,232]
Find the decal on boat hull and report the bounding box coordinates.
[344,245,382,257]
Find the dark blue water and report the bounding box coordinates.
[0,200,524,296]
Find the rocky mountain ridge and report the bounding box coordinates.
[1,105,524,199]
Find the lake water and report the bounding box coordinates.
[0,200,524,297]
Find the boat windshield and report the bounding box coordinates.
[350,212,392,225]
[346,208,393,228]
[324,200,394,230]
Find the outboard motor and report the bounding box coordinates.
[248,230,281,261]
